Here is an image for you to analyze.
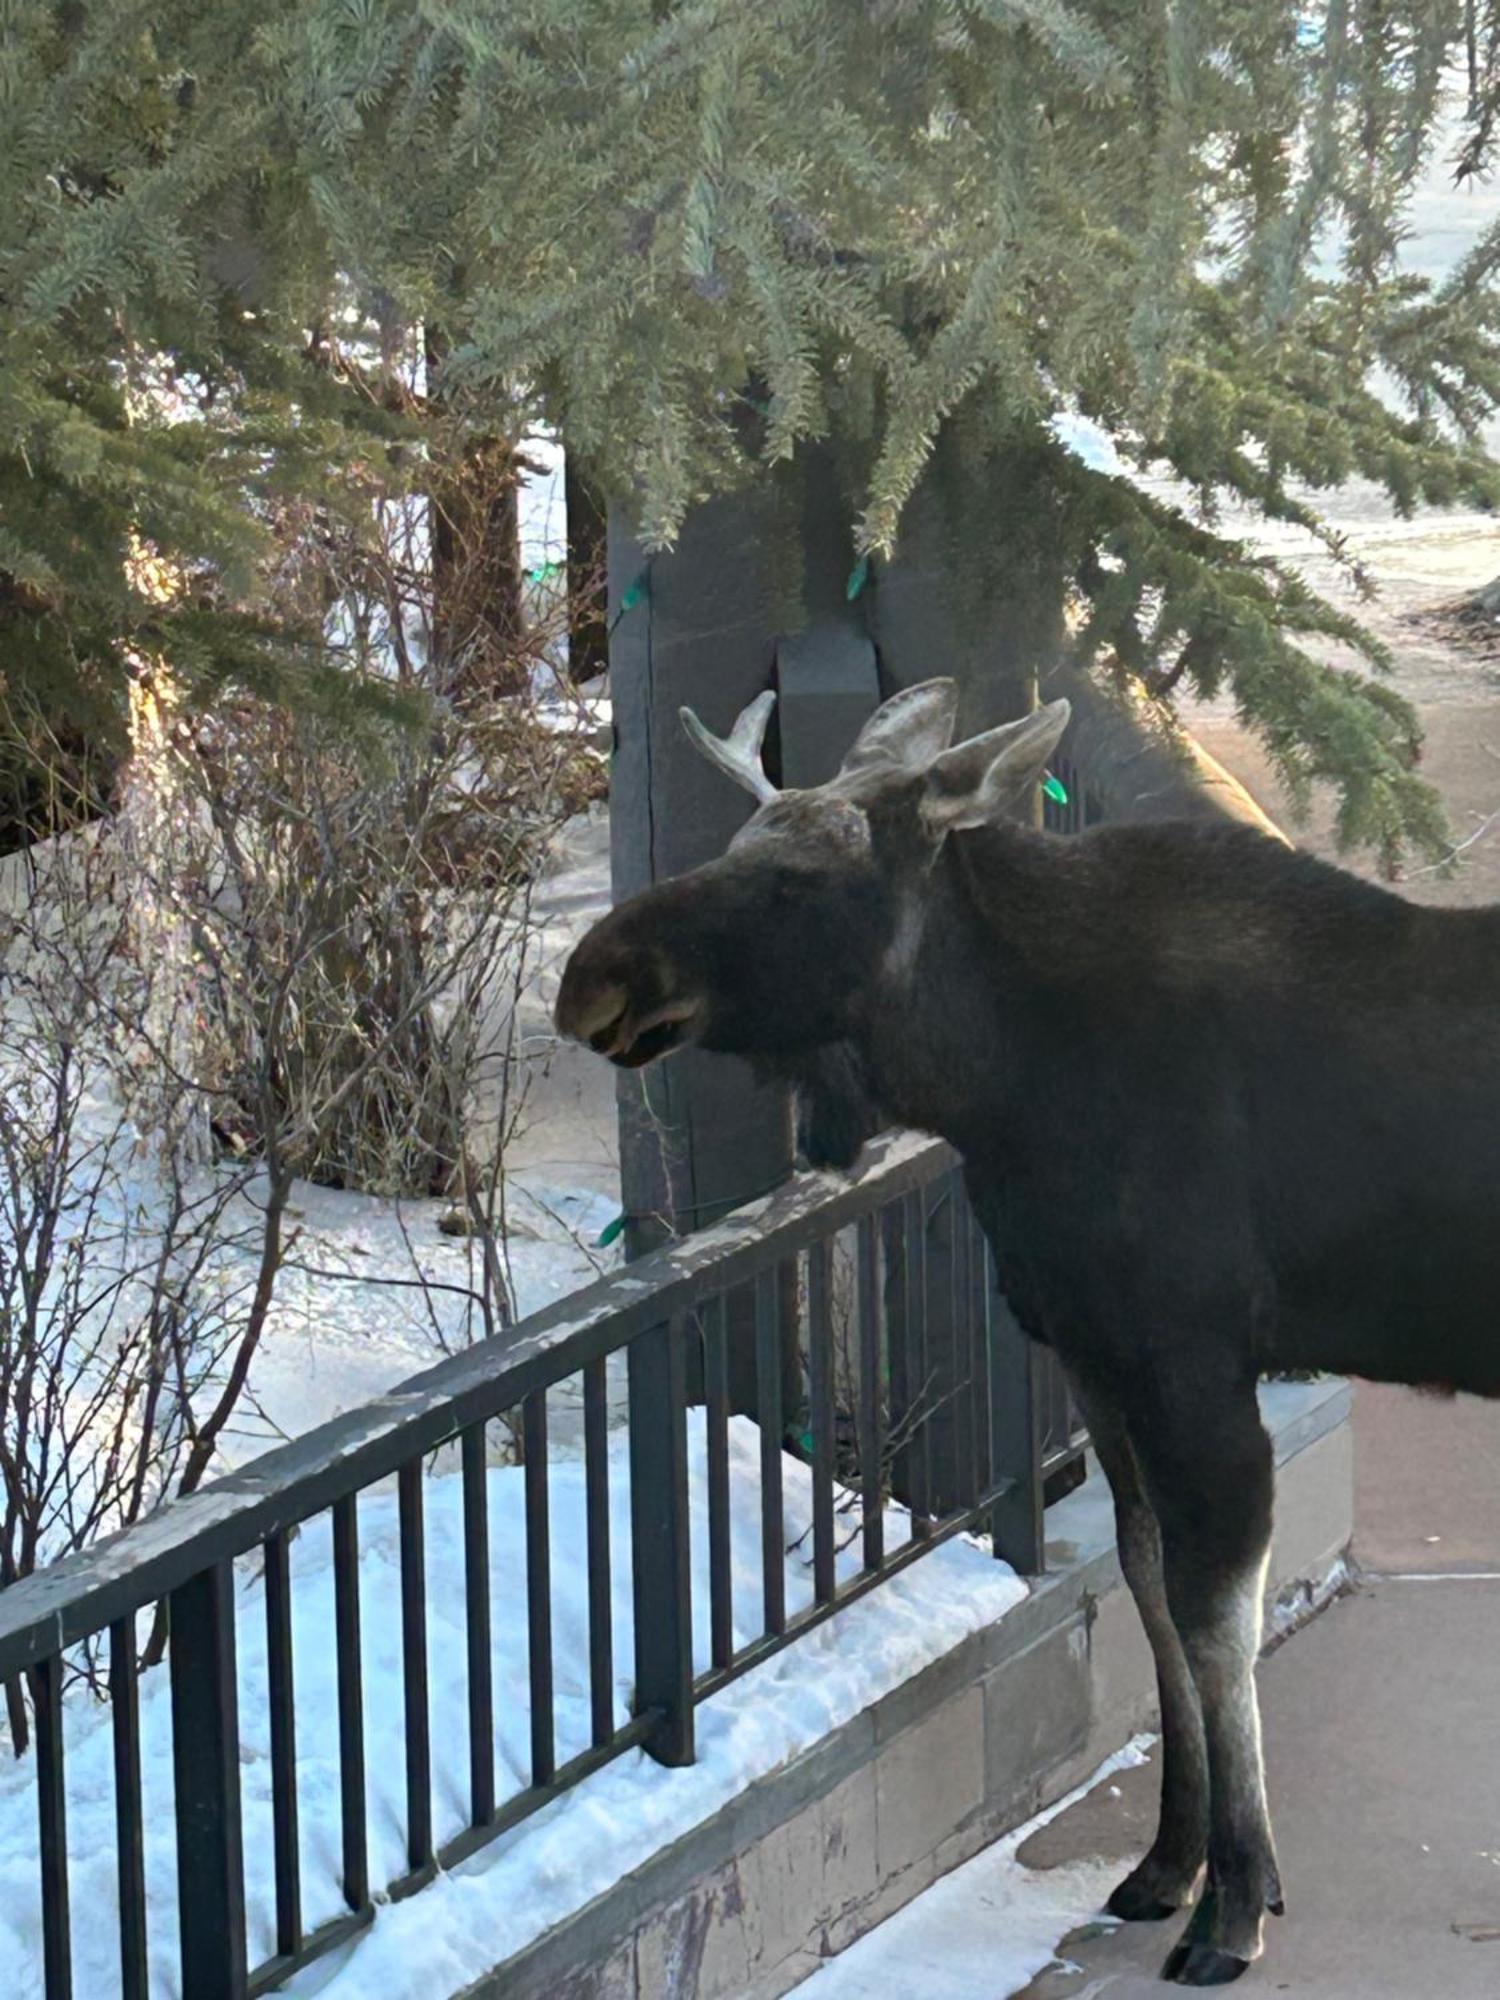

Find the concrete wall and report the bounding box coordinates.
[464,1379,1352,2000]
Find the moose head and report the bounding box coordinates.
[554,679,1070,1118]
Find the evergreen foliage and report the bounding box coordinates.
[0,0,413,828]
[9,3,1500,862]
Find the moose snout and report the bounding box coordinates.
[555,964,631,1054]
[555,932,704,1066]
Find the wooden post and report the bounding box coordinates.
[865,431,1070,732]
[608,494,795,1263]
[608,465,878,1410]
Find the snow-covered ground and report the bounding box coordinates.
[799,1737,1154,2000]
[0,1413,1029,2000]
[235,1163,620,1461]
[0,787,621,1479]
[241,803,621,1460]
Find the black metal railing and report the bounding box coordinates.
[0,1130,1087,2000]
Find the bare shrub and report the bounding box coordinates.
[166,396,605,1206]
[0,829,273,1746]
[0,398,606,1751]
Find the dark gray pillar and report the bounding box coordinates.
[775,621,880,786]
[866,432,1072,733]
[608,493,795,1259]
[609,449,887,1259]
[609,465,880,1416]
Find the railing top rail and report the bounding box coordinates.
[0,1129,956,1679]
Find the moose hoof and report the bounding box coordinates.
[1110,1889,1182,1923]
[1109,1866,1197,1923]
[1162,1942,1250,1986]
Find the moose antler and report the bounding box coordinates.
[679,689,778,801]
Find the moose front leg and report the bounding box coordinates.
[1068,1376,1208,1922]
[1133,1378,1283,1986]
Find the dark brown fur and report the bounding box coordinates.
[556,689,1500,1985]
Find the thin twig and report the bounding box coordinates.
[1405,804,1500,876]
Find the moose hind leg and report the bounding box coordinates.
[1070,1379,1207,1922]
[1137,1384,1282,1986]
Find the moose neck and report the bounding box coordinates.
[851,821,1055,1155]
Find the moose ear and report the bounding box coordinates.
[838,679,960,777]
[920,699,1071,835]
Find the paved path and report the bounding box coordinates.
[1013,1569,1500,1996]
[792,1387,1500,2000]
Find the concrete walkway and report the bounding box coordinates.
[1006,1388,1500,1998]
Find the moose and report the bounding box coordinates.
[555,679,1500,1986]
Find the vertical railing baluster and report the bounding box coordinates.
[807,1240,837,1605]
[755,1269,786,1636]
[855,1216,884,1570]
[398,1460,432,1874]
[263,1528,301,1958]
[989,1269,1047,1575]
[461,1421,495,1824]
[702,1297,735,1669]
[950,1171,976,1509]
[903,1188,932,1537]
[627,1315,695,1765]
[169,1562,247,2000]
[882,1203,913,1528]
[924,1179,960,1517]
[31,1651,71,2000]
[332,1494,368,1911]
[523,1390,555,1786]
[110,1619,148,2000]
[582,1360,615,1746]
[969,1206,995,1500]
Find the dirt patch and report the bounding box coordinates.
[1184,698,1500,908]
[1410,584,1500,673]
[1174,496,1500,907]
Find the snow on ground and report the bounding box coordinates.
[799,1737,1154,2000]
[0,792,621,1479]
[231,800,625,1457]
[0,1414,1028,2000]
[236,1164,621,1461]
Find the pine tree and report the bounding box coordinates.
[9,4,1500,865]
[0,1,412,835]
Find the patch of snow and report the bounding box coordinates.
[798,1735,1155,2000]
[239,1168,622,1462]
[0,1414,1028,2000]
[0,795,621,1490]
[518,435,566,574]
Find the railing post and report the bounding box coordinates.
[923,1179,962,1517]
[169,1561,248,1999]
[31,1652,71,2000]
[988,1283,1047,1577]
[628,1315,695,1765]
